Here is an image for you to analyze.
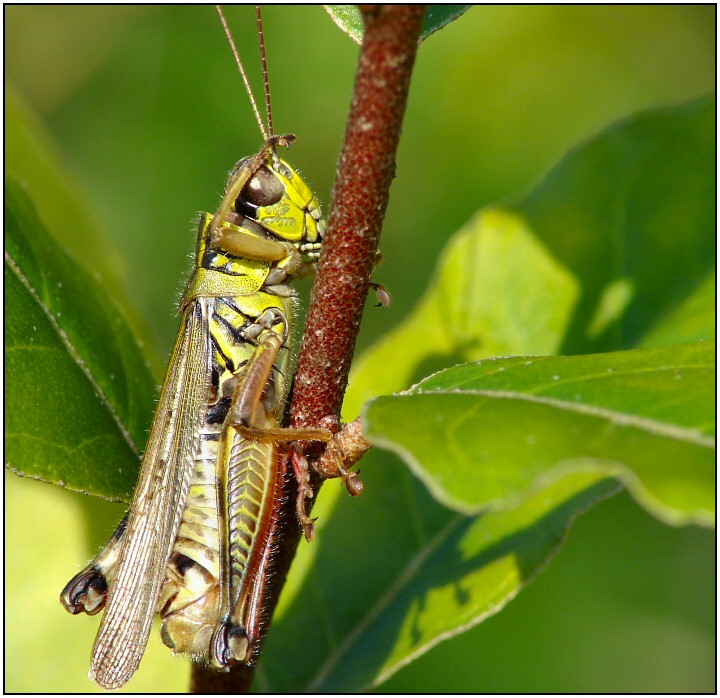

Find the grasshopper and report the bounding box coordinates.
[61,6,362,688]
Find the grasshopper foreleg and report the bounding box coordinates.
[289,447,317,541]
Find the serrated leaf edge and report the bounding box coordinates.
[323,5,363,45]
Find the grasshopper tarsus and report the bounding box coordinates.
[304,523,316,543]
[291,446,317,540]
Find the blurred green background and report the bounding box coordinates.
[6,5,714,692]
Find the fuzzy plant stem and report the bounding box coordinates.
[190,5,426,693]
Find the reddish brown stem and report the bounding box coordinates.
[190,662,252,694]
[291,4,426,429]
[190,5,426,693]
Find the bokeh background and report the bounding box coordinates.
[6,5,714,692]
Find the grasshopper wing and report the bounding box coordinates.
[90,299,213,689]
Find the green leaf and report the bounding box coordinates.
[363,342,715,527]
[343,209,579,418]
[518,97,715,354]
[347,98,714,420]
[263,446,617,691]
[6,86,129,304]
[5,474,189,694]
[5,178,156,501]
[6,85,161,373]
[325,5,470,45]
[5,9,715,694]
[638,272,715,348]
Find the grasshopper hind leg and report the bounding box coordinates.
[211,621,252,669]
[61,566,109,616]
[59,512,128,615]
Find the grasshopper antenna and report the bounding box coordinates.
[216,4,268,142]
[255,6,274,140]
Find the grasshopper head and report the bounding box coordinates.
[227,151,324,262]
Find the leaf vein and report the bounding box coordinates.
[412,388,714,447]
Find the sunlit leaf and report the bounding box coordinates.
[348,98,714,419]
[638,272,715,348]
[5,7,713,691]
[364,342,715,527]
[518,97,715,354]
[344,209,579,418]
[264,450,617,690]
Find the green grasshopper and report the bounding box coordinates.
[60,7,361,689]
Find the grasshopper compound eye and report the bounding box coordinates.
[244,166,285,207]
